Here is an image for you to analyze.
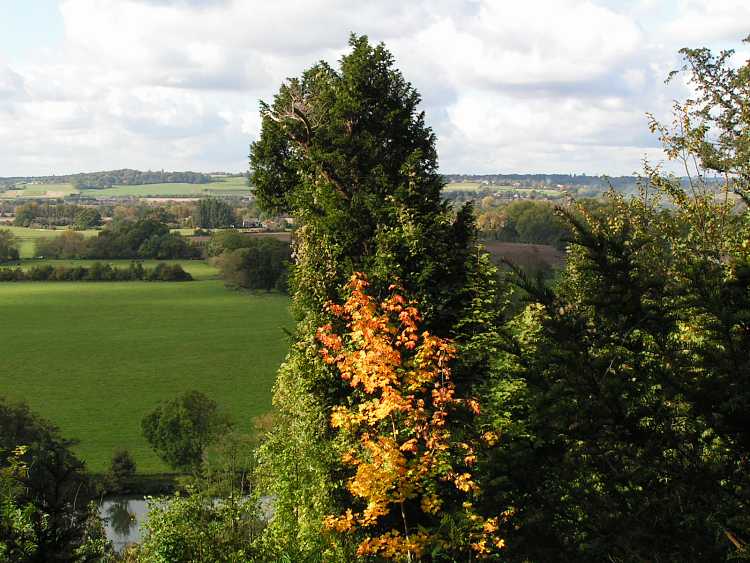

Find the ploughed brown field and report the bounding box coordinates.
[481,241,566,271]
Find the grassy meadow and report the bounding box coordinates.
[0,260,292,473]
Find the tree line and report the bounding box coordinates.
[67,169,212,189]
[13,202,102,229]
[35,219,199,260]
[0,262,192,282]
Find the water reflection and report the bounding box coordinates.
[100,497,148,553]
[106,499,137,537]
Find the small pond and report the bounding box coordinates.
[100,495,274,553]
[100,496,148,553]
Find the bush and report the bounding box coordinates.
[145,263,193,282]
[142,391,232,472]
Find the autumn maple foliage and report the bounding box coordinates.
[316,273,505,560]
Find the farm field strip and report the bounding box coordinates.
[80,178,250,198]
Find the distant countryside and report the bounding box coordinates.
[1,5,749,562]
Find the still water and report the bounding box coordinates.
[99,495,274,552]
[99,497,148,552]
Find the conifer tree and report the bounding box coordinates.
[250,35,499,558]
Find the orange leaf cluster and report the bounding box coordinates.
[317,272,505,560]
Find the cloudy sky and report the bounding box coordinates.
[1,0,748,177]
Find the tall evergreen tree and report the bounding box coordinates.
[250,35,498,558]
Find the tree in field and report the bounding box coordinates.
[0,229,19,263]
[73,208,101,230]
[108,449,136,493]
[193,198,235,229]
[251,34,499,558]
[480,37,750,562]
[142,391,232,472]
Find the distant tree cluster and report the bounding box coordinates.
[34,219,199,260]
[68,169,213,189]
[214,236,290,292]
[192,198,235,229]
[13,202,101,229]
[0,261,192,282]
[476,199,571,248]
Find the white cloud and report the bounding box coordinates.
[0,0,747,176]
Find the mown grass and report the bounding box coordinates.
[0,263,292,474]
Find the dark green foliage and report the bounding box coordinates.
[193,198,235,229]
[0,398,100,561]
[142,391,232,472]
[137,232,193,259]
[216,238,290,292]
[0,261,191,282]
[0,229,19,263]
[108,449,136,493]
[144,262,193,281]
[483,188,750,561]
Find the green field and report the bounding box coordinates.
[0,183,79,199]
[0,260,292,473]
[81,177,250,198]
[2,226,99,258]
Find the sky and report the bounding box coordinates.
[0,0,748,177]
